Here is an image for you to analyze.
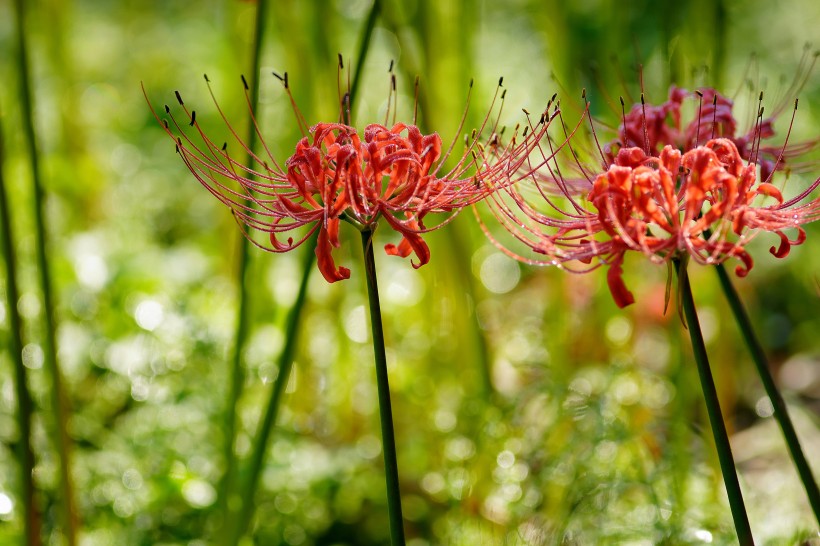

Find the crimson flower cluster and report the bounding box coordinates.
[481,85,820,307]
[149,77,562,282]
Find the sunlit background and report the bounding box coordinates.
[1,0,820,544]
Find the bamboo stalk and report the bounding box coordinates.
[12,1,78,542]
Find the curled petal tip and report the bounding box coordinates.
[607,258,635,308]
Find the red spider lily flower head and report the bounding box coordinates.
[610,87,780,179]
[145,69,562,283]
[608,49,820,180]
[478,60,820,308]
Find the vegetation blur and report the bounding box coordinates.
[1,0,820,544]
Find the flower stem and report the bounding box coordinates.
[217,0,270,532]
[675,260,753,545]
[12,1,78,543]
[348,0,381,115]
[230,234,315,544]
[361,228,406,546]
[0,104,41,546]
[713,263,820,526]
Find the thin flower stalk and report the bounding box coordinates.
[713,262,820,525]
[676,259,754,546]
[361,226,406,545]
[0,107,41,546]
[216,0,269,535]
[230,232,315,543]
[12,0,78,542]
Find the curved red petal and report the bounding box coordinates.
[315,226,350,283]
[606,254,635,308]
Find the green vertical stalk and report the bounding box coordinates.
[230,234,315,544]
[714,263,820,525]
[360,228,406,546]
[676,260,753,545]
[12,1,78,543]
[348,0,381,116]
[0,108,41,546]
[217,0,270,532]
[222,2,382,540]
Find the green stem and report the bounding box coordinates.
[361,228,406,546]
[714,263,820,526]
[12,1,78,543]
[231,235,315,543]
[675,260,753,545]
[0,105,41,546]
[348,0,381,116]
[217,0,270,533]
[219,0,380,538]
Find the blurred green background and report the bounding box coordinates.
[1,0,820,544]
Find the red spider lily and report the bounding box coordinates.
[479,80,820,307]
[607,85,818,183]
[145,73,563,283]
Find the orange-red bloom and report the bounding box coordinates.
[147,75,562,282]
[480,84,820,307]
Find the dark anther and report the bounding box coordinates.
[272,71,284,82]
[551,93,557,103]
[619,96,625,106]
[713,96,717,105]
[189,111,196,126]
[522,108,530,115]
[498,77,504,87]
[175,91,183,105]
[284,72,289,89]
[222,142,228,151]
[501,89,507,99]
[241,75,249,90]
[164,104,170,114]
[581,88,587,99]
[469,78,474,88]
[388,59,394,72]
[759,91,764,101]
[163,120,169,128]
[391,74,396,90]
[795,98,800,109]
[696,90,703,97]
[522,126,529,137]
[338,53,344,68]
[204,74,210,82]
[539,113,546,125]
[640,93,645,105]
